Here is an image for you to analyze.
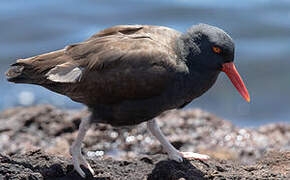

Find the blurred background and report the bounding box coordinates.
[0,0,289,127]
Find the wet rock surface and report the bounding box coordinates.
[0,105,289,179]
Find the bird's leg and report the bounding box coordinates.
[147,119,209,162]
[70,114,94,178]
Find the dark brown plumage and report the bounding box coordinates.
[6,24,250,178]
[7,25,187,125]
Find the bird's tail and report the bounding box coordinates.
[6,63,30,83]
[6,49,66,84]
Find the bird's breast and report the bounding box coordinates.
[177,70,220,103]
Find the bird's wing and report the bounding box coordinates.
[46,25,182,104]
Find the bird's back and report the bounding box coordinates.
[6,25,183,106]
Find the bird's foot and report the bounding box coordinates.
[70,146,95,178]
[79,154,95,176]
[168,150,210,162]
[168,150,184,162]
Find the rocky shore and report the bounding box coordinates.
[0,105,289,179]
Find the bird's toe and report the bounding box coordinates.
[76,167,86,178]
[71,154,86,178]
[70,145,88,178]
[168,151,184,162]
[86,164,95,176]
[180,152,210,160]
[79,156,95,175]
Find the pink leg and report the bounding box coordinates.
[70,115,95,178]
[147,119,209,162]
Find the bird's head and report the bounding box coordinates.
[180,23,250,102]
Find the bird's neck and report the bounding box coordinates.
[174,36,220,101]
[184,65,220,101]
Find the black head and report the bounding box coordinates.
[179,23,235,71]
[178,24,250,102]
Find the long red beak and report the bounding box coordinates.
[222,62,250,102]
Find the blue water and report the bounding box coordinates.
[1,0,290,127]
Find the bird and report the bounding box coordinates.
[6,24,250,178]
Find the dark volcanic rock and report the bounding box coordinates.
[0,149,289,179]
[0,105,289,179]
[0,105,289,163]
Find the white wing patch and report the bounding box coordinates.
[46,62,83,83]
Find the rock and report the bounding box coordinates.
[0,149,289,179]
[0,105,289,179]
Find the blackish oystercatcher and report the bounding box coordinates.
[6,24,250,178]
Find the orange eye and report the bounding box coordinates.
[212,46,221,54]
